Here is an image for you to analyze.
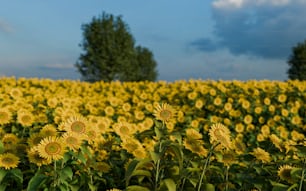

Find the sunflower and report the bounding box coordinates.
[269,134,283,152]
[186,128,202,140]
[121,138,143,154]
[28,133,45,147]
[183,138,208,157]
[224,102,232,112]
[217,150,237,166]
[36,136,66,161]
[61,132,82,151]
[0,153,20,170]
[213,97,222,106]
[153,103,176,122]
[278,165,295,183]
[59,114,88,139]
[2,134,19,152]
[94,161,111,173]
[277,94,287,103]
[112,122,135,139]
[251,147,271,163]
[40,124,58,137]
[243,115,253,125]
[209,123,232,149]
[0,108,12,125]
[104,106,115,116]
[235,123,244,133]
[195,99,204,109]
[17,110,35,127]
[9,88,23,99]
[27,147,52,166]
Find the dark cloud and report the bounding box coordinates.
[189,38,219,52]
[200,1,306,59]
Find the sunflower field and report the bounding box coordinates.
[0,77,305,191]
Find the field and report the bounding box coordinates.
[0,77,305,191]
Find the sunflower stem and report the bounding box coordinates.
[197,144,217,191]
[298,158,306,191]
[53,160,57,191]
[225,165,229,191]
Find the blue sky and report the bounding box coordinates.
[1,0,305,81]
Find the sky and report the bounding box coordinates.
[1,0,306,82]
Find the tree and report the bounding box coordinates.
[287,40,306,80]
[76,12,158,82]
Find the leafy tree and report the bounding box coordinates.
[287,40,306,80]
[76,12,158,82]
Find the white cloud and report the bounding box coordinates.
[213,0,245,9]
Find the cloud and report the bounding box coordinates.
[189,38,219,52]
[200,0,306,59]
[0,18,14,34]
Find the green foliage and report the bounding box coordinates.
[76,12,158,82]
[287,39,306,80]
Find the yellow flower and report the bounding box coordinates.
[153,103,176,122]
[183,138,208,157]
[17,110,35,127]
[254,106,262,114]
[36,136,66,161]
[40,124,58,137]
[224,102,232,112]
[213,97,222,106]
[27,147,52,167]
[61,132,82,151]
[263,97,271,105]
[235,123,244,133]
[186,128,202,140]
[195,99,204,109]
[104,106,115,116]
[0,108,12,125]
[0,153,20,170]
[113,122,135,139]
[278,165,295,183]
[217,150,237,166]
[59,114,88,139]
[9,88,23,99]
[251,147,271,163]
[209,123,232,149]
[243,115,253,125]
[269,134,283,152]
[277,94,287,103]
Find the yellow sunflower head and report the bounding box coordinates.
[17,110,35,127]
[183,138,208,157]
[251,147,271,163]
[59,114,88,139]
[40,124,58,137]
[0,108,12,125]
[209,123,232,149]
[36,136,66,161]
[153,103,176,122]
[278,165,296,184]
[27,147,52,167]
[0,153,20,170]
[61,132,83,152]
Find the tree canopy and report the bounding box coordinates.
[75,12,158,82]
[287,40,306,80]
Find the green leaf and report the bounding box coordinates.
[9,168,23,183]
[0,169,7,183]
[270,181,289,191]
[154,126,163,139]
[0,141,4,154]
[88,182,97,191]
[125,159,139,185]
[60,166,73,180]
[149,151,160,164]
[0,184,7,191]
[27,173,48,191]
[131,170,152,178]
[126,185,151,191]
[167,143,183,169]
[163,178,176,191]
[135,158,152,169]
[203,183,215,191]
